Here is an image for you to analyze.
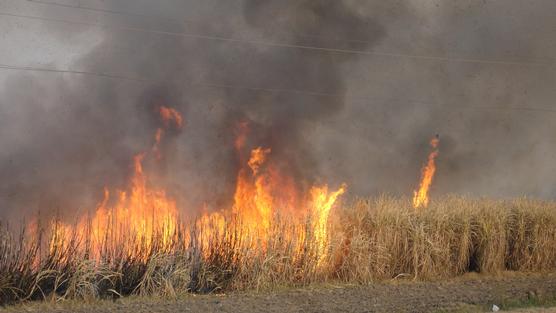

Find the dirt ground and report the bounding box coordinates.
[4,273,556,313]
[512,309,556,313]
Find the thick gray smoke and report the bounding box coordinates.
[1,0,555,220]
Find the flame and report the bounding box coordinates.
[413,136,440,209]
[232,147,274,244]
[310,183,347,264]
[159,106,183,129]
[231,144,346,259]
[42,107,184,259]
[152,128,164,160]
[36,109,346,269]
[83,107,184,253]
[247,147,271,175]
[87,153,178,255]
[152,106,183,159]
[195,209,226,258]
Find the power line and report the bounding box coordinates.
[0,10,551,67]
[25,0,192,23]
[1,63,556,114]
[0,62,395,102]
[0,63,149,82]
[23,0,556,68]
[460,105,556,114]
[22,0,406,48]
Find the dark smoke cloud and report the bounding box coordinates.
[0,0,385,219]
[1,0,556,221]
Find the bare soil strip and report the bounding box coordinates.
[7,273,556,313]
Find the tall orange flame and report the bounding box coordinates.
[39,112,346,268]
[233,147,274,243]
[310,183,346,264]
[44,106,184,258]
[230,143,346,258]
[413,136,440,209]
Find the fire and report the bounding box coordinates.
[36,112,346,269]
[310,183,347,264]
[84,106,184,254]
[152,128,164,159]
[232,147,276,244]
[413,136,440,209]
[195,209,226,258]
[87,153,178,254]
[153,106,183,159]
[42,106,184,259]
[49,156,179,259]
[247,147,271,175]
[159,106,184,129]
[231,141,346,259]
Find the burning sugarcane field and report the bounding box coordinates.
[1,1,556,312]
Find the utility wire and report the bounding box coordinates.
[0,63,149,82]
[22,0,405,48]
[1,63,556,114]
[24,0,190,23]
[0,11,551,67]
[0,63,398,101]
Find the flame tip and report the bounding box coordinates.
[413,136,440,209]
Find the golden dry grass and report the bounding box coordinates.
[1,195,555,305]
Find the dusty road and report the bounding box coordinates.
[5,273,556,313]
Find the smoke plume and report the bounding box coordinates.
[1,0,555,220]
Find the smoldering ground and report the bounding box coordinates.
[1,0,555,221]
